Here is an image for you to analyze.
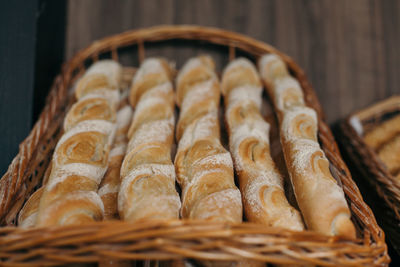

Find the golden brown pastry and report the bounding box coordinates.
[75,60,123,99]
[377,135,400,175]
[64,89,119,131]
[175,55,242,222]
[98,93,133,220]
[222,58,304,230]
[18,162,53,228]
[119,58,181,222]
[259,54,356,238]
[129,58,173,107]
[18,187,44,228]
[36,60,122,226]
[364,115,400,150]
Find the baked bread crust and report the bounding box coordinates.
[119,58,181,222]
[175,56,242,222]
[222,58,304,230]
[36,60,122,226]
[259,54,356,238]
[98,92,133,220]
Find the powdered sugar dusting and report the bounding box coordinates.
[291,141,347,201]
[128,118,174,151]
[281,106,317,142]
[38,61,120,226]
[258,54,288,84]
[244,171,284,209]
[190,188,242,221]
[124,193,181,222]
[175,56,243,222]
[222,57,258,78]
[227,85,262,110]
[56,120,115,153]
[119,163,176,211]
[229,117,271,172]
[132,58,169,86]
[142,81,173,98]
[221,57,305,228]
[176,56,216,88]
[79,88,120,109]
[178,111,218,151]
[39,190,105,225]
[46,163,107,191]
[231,117,270,149]
[193,152,233,168]
[119,58,180,222]
[273,76,304,112]
[85,60,122,89]
[180,79,217,115]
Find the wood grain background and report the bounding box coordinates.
[66,0,399,124]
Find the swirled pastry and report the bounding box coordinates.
[175,55,242,222]
[259,54,355,238]
[222,58,304,230]
[129,58,173,107]
[36,60,121,226]
[119,58,181,222]
[64,89,119,131]
[75,60,122,99]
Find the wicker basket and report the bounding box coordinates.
[339,96,400,255]
[0,25,389,266]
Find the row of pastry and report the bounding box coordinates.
[18,54,356,240]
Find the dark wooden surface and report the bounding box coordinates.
[66,0,399,124]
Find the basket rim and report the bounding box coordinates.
[0,25,389,266]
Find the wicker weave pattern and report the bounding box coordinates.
[0,25,389,266]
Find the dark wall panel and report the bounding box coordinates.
[0,0,38,174]
[66,0,400,124]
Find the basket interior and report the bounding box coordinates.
[5,32,368,231]
[0,26,389,266]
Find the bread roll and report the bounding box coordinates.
[18,162,53,228]
[18,187,44,228]
[377,135,400,174]
[36,60,122,226]
[364,115,400,150]
[119,58,181,222]
[75,60,122,99]
[98,93,133,220]
[175,55,242,222]
[222,58,304,230]
[64,89,119,131]
[259,54,356,238]
[129,58,173,107]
